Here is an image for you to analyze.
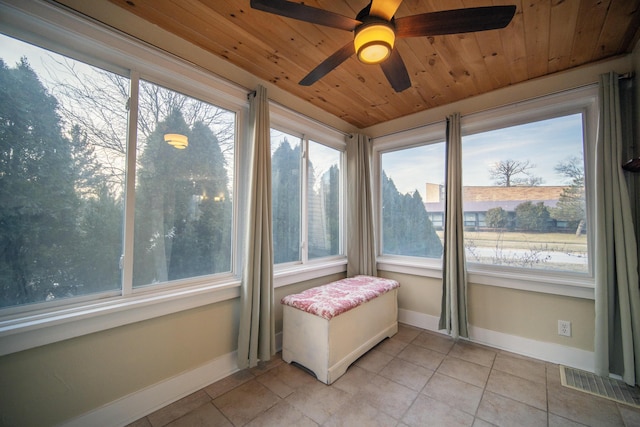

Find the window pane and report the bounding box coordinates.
[308,141,341,259]
[271,130,301,264]
[381,143,445,258]
[133,80,234,287]
[0,34,127,308]
[462,114,588,273]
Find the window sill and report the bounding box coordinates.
[0,278,241,357]
[274,258,348,288]
[376,257,594,300]
[377,256,443,279]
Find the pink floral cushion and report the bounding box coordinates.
[281,275,400,320]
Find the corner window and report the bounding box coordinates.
[270,128,344,266]
[462,113,589,273]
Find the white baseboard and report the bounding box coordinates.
[62,351,239,427]
[399,308,595,373]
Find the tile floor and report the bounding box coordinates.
[128,324,640,426]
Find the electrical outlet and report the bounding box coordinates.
[558,320,571,337]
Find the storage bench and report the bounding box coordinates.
[280,275,400,384]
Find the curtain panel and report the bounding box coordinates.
[346,133,377,277]
[439,113,469,339]
[594,72,640,385]
[237,85,275,369]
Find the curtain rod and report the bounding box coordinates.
[247,89,351,137]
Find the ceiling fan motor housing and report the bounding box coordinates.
[354,17,396,64]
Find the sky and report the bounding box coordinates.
[382,114,584,199]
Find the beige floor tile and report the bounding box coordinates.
[449,341,497,368]
[255,362,317,398]
[379,357,434,391]
[324,395,398,427]
[249,354,285,377]
[397,343,446,370]
[360,374,419,419]
[125,417,152,427]
[285,379,350,424]
[547,381,625,426]
[548,413,589,426]
[437,356,491,388]
[412,330,455,355]
[476,390,547,427]
[331,365,373,395]
[618,404,640,426]
[486,369,547,410]
[354,348,394,373]
[213,379,280,426]
[375,335,410,356]
[402,394,474,427]
[203,369,254,400]
[472,418,498,427]
[244,400,317,427]
[147,390,212,427]
[422,372,484,415]
[393,324,422,343]
[165,403,231,427]
[493,351,546,384]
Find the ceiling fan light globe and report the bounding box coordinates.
[354,22,395,64]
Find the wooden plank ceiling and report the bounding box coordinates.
[65,0,640,128]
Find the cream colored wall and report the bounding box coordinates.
[378,270,595,352]
[0,299,239,426]
[468,284,594,351]
[0,271,343,426]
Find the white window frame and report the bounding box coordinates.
[373,121,447,279]
[269,103,348,287]
[372,87,597,299]
[0,0,248,356]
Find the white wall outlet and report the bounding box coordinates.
[558,320,571,337]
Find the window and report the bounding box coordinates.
[0,31,237,311]
[132,80,234,288]
[270,128,344,266]
[380,142,445,259]
[0,34,128,309]
[462,113,589,274]
[271,129,301,264]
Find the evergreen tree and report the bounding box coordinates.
[134,111,231,285]
[381,172,442,257]
[271,140,300,263]
[515,201,550,232]
[551,156,586,234]
[485,207,509,230]
[0,58,80,306]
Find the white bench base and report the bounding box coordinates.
[282,288,398,384]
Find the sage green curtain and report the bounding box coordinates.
[594,72,640,385]
[346,133,377,277]
[439,113,469,339]
[237,85,275,369]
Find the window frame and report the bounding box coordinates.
[0,0,248,355]
[373,87,597,299]
[269,103,348,287]
[373,121,447,278]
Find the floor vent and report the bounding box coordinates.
[560,365,640,408]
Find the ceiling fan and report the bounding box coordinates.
[250,0,516,92]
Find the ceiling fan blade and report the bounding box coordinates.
[250,0,360,31]
[395,5,517,38]
[369,0,404,20]
[299,42,355,86]
[380,49,411,92]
